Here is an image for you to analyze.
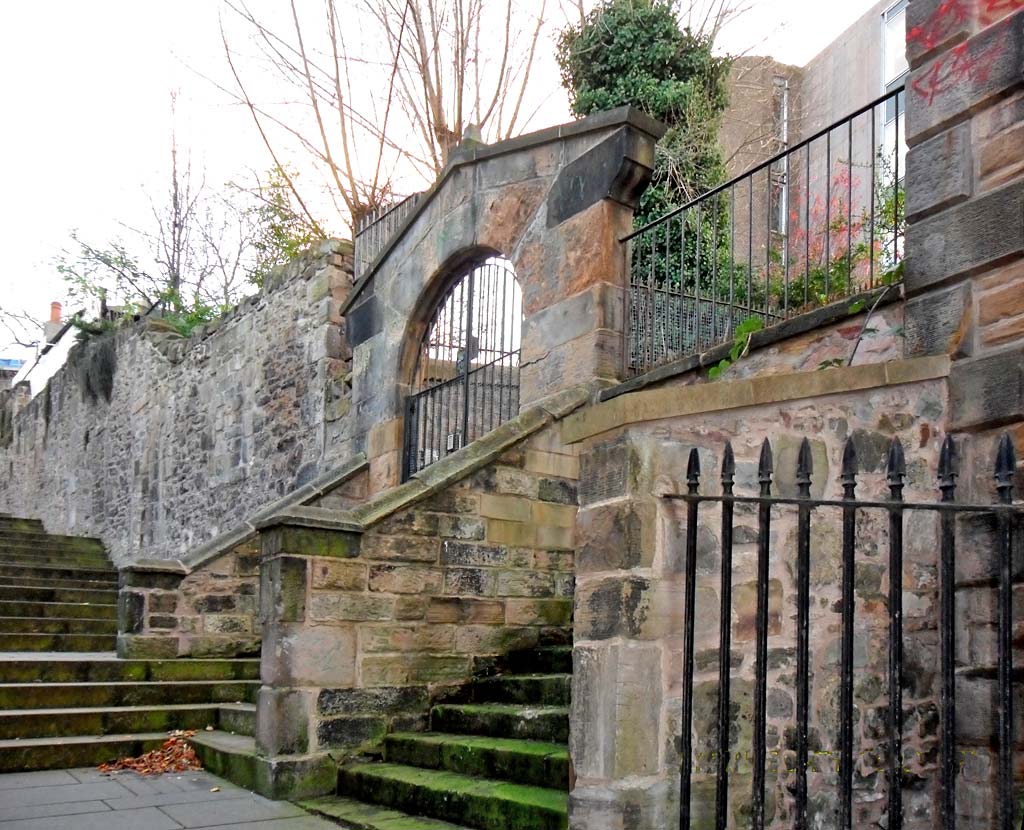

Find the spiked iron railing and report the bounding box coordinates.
[669,433,1020,830]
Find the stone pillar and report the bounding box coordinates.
[253,517,361,799]
[904,4,1024,826]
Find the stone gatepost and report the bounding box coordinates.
[254,516,362,798]
[903,3,1024,826]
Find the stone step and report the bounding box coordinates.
[338,762,568,830]
[0,680,259,710]
[0,632,117,651]
[0,550,114,569]
[0,732,169,773]
[0,599,117,619]
[0,584,117,604]
[504,647,572,676]
[0,616,118,635]
[430,705,570,744]
[0,563,118,585]
[383,732,570,790]
[218,703,257,737]
[0,703,223,740]
[0,519,45,532]
[0,530,105,550]
[468,674,571,706]
[188,730,261,792]
[0,657,260,684]
[300,796,474,830]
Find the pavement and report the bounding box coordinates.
[0,767,338,829]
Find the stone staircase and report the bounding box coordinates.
[299,645,572,830]
[0,515,260,772]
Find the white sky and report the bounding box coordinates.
[0,0,880,361]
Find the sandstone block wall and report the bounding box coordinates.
[567,361,951,830]
[0,241,355,565]
[257,418,579,767]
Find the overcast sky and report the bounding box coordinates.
[0,0,881,361]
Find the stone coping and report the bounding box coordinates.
[124,454,369,575]
[601,285,902,401]
[561,355,951,444]
[257,384,594,537]
[338,106,668,316]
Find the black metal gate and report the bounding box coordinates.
[402,256,522,480]
[670,433,1021,830]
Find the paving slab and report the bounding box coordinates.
[0,768,339,829]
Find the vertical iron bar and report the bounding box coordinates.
[752,439,774,830]
[711,193,720,346]
[784,151,791,317]
[680,449,702,830]
[462,266,473,448]
[894,94,901,266]
[730,186,736,338]
[939,436,958,830]
[766,167,771,321]
[887,438,906,830]
[649,230,656,371]
[847,117,854,293]
[795,438,814,830]
[870,108,877,288]
[826,128,832,299]
[805,143,811,307]
[681,214,688,356]
[995,434,1016,830]
[748,176,754,322]
[840,439,859,830]
[715,444,736,830]
[695,203,703,351]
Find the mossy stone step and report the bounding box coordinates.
[187,731,260,793]
[468,674,570,706]
[0,551,114,569]
[338,762,568,830]
[0,657,260,684]
[0,563,118,584]
[430,705,569,744]
[218,702,257,737]
[0,600,117,620]
[0,632,117,652]
[0,616,118,635]
[504,647,571,675]
[0,574,119,591]
[0,518,45,534]
[301,795,473,830]
[384,733,569,790]
[0,732,168,773]
[0,530,105,550]
[0,585,117,604]
[0,703,223,739]
[0,680,259,710]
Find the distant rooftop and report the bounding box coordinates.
[0,358,24,371]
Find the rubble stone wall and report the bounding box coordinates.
[0,241,355,565]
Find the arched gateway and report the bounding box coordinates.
[402,255,523,479]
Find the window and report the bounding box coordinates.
[882,0,909,178]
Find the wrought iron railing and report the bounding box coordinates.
[670,433,1020,830]
[625,86,906,376]
[353,193,423,279]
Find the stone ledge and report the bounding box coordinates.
[562,356,951,444]
[600,286,902,401]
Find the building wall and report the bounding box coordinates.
[0,241,355,565]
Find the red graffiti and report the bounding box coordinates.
[981,0,1024,24]
[906,0,972,51]
[911,39,1005,104]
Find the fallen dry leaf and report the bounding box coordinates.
[97,730,202,776]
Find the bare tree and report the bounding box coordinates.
[219,0,552,231]
[0,309,43,353]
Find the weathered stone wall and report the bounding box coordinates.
[253,394,585,797]
[903,4,1024,825]
[0,241,355,565]
[564,355,952,829]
